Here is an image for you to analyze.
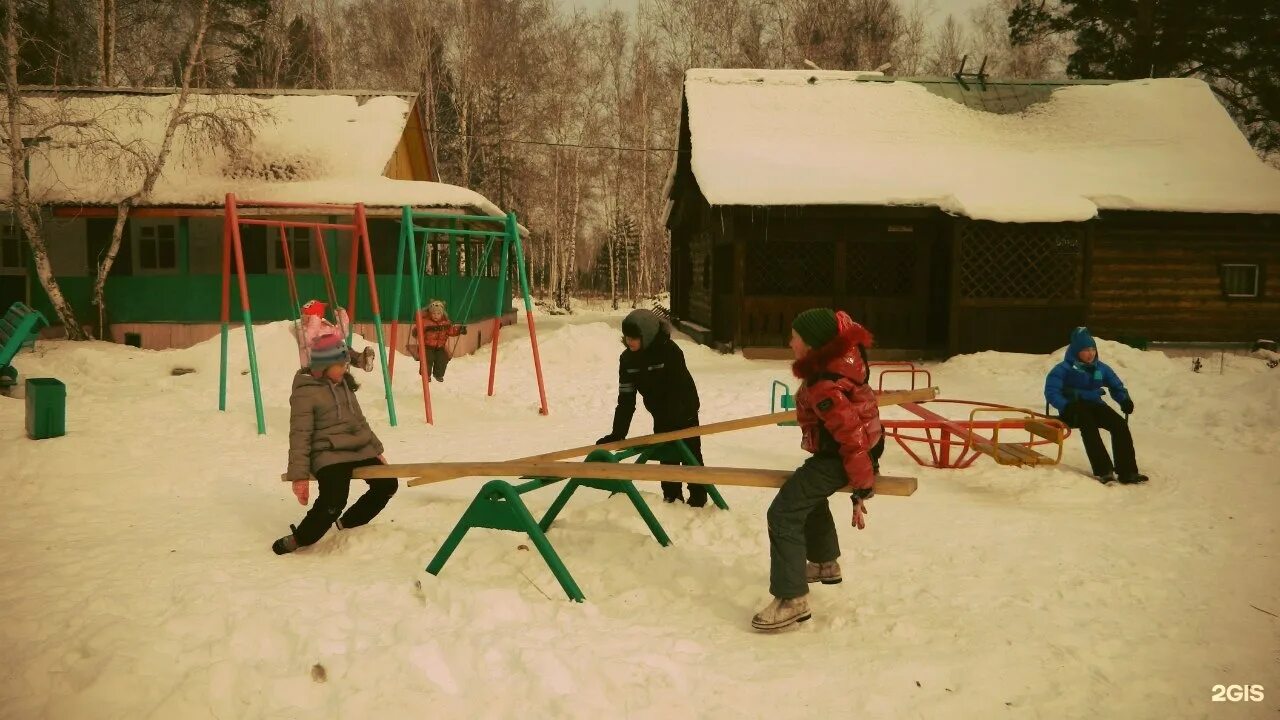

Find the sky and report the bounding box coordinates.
[562,0,992,28]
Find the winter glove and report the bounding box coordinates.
[292,479,309,506]
[595,433,623,446]
[1118,397,1134,415]
[851,496,870,530]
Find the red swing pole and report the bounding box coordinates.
[277,225,304,367]
[311,224,340,315]
[354,203,399,426]
[218,197,233,412]
[226,193,266,434]
[278,226,301,314]
[346,213,360,340]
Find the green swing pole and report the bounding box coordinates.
[448,218,459,315]
[424,222,440,307]
[407,222,433,424]
[508,212,549,415]
[225,193,266,434]
[453,235,497,331]
[444,218,464,359]
[353,203,397,427]
[388,206,411,381]
[486,218,513,397]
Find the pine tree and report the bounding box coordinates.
[1009,0,1279,155]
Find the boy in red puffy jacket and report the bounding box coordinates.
[408,299,466,382]
[752,308,883,632]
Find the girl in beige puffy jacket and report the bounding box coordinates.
[273,333,397,555]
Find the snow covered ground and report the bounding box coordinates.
[1,307,1277,719]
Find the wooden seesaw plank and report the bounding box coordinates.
[343,386,936,487]
[510,386,939,464]
[380,462,915,497]
[284,386,936,486]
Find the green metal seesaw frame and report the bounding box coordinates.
[426,440,727,602]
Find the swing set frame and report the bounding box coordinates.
[387,206,549,424]
[216,194,397,434]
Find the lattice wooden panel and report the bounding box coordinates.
[746,241,835,295]
[958,222,1083,300]
[847,240,916,296]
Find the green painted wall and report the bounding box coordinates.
[30,274,510,325]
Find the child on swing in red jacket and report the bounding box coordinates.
[408,299,467,382]
[752,308,883,632]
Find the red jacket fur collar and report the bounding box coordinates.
[791,312,874,382]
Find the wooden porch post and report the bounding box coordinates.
[177,216,190,275]
[948,218,963,357]
[729,209,744,348]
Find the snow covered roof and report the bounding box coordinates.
[2,87,504,217]
[677,69,1280,222]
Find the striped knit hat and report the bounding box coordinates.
[309,332,348,370]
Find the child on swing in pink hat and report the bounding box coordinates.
[298,299,376,372]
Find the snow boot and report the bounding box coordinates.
[751,595,811,631]
[272,534,299,555]
[806,560,842,584]
[1118,472,1149,485]
[687,486,709,508]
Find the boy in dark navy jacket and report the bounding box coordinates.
[597,309,707,506]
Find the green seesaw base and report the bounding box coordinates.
[425,441,727,602]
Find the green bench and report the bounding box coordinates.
[0,302,48,391]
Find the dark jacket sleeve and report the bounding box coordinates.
[610,354,637,439]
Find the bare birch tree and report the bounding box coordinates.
[90,0,264,336]
[2,0,87,336]
[926,14,971,75]
[970,0,1068,78]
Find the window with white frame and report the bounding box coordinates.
[271,227,314,273]
[1221,264,1260,298]
[1,223,23,272]
[136,222,178,273]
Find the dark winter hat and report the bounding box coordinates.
[309,332,348,370]
[792,308,839,348]
[622,309,661,349]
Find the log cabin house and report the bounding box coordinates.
[664,69,1280,357]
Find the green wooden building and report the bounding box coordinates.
[3,87,518,352]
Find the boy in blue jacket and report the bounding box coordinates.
[1044,327,1148,485]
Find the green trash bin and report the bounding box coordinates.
[26,378,66,440]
